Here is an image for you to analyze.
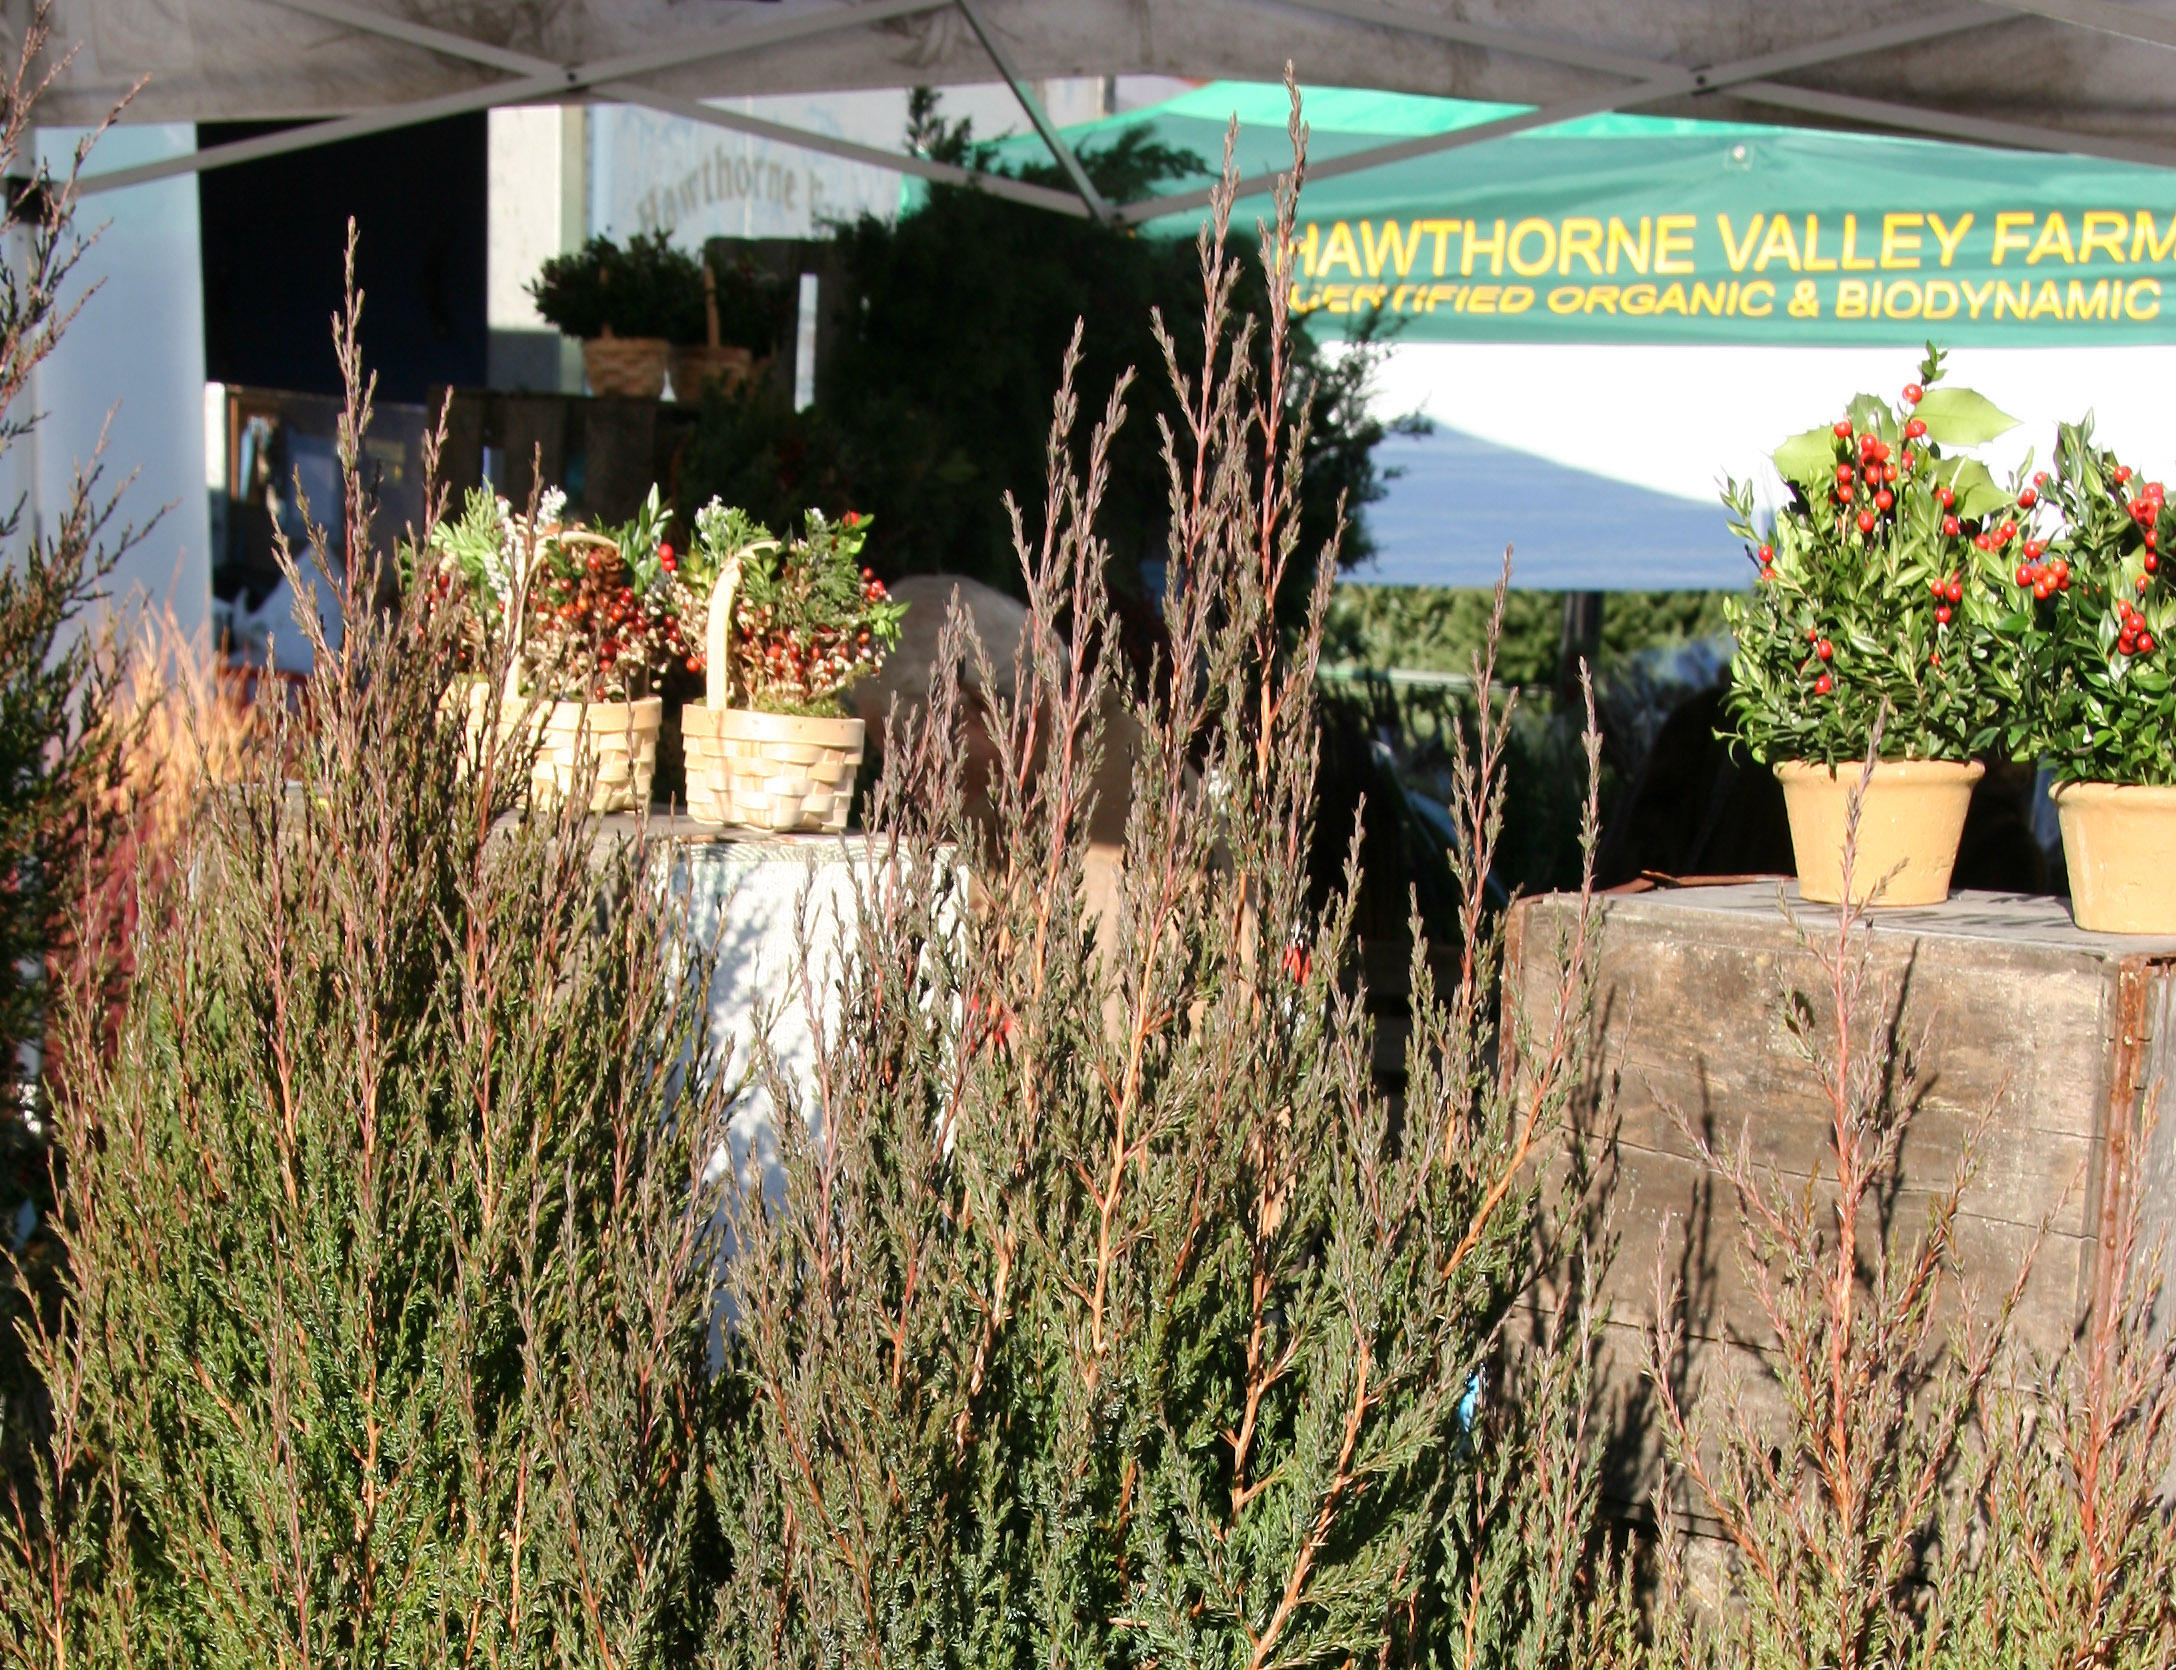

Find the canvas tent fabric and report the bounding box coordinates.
[1018,83,2176,347]
[35,0,2176,188]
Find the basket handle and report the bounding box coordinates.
[705,553,739,710]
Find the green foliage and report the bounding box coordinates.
[674,92,1418,604]
[703,253,792,353]
[1988,420,2176,785]
[705,107,1615,1670]
[692,505,904,714]
[1324,585,1732,687]
[1723,346,2017,766]
[528,230,706,342]
[1,253,732,1669]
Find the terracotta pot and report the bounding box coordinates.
[581,333,670,398]
[464,685,661,813]
[669,344,755,400]
[682,703,863,833]
[1773,758,1983,906]
[2053,781,2176,933]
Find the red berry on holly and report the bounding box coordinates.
[1943,515,1961,537]
[1937,487,1955,509]
[1874,489,1893,511]
[2148,553,2161,572]
[1837,483,1854,503]
[1758,542,1775,563]
[1935,604,1951,624]
[2018,487,2037,509]
[2023,539,2045,560]
[2139,576,2152,593]
[1904,382,1924,403]
[2016,564,2033,586]
[2034,470,2050,487]
[2143,633,2158,652]
[1946,579,1963,602]
[2116,465,2134,484]
[1834,419,1853,438]
[1815,673,1833,695]
[1930,651,1941,665]
[1857,510,1878,534]
[1816,638,1833,659]
[1998,521,2017,543]
[1905,418,1927,439]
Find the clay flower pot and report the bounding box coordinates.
[463,684,662,814]
[2052,781,2176,933]
[1773,758,1984,906]
[683,703,864,833]
[582,331,670,398]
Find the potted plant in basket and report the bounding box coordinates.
[670,253,787,402]
[1724,346,2019,904]
[1991,420,2176,932]
[425,483,683,811]
[528,232,704,399]
[676,498,904,832]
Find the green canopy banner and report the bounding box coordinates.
[1036,83,2176,346]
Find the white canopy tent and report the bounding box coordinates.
[37,0,2176,209]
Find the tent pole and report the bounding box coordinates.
[79,0,956,195]
[1987,0,2176,53]
[1115,2,1995,222]
[952,0,1115,222]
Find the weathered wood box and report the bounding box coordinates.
[1503,882,2176,1509]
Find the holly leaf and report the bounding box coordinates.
[1913,386,2018,446]
[1929,458,2012,521]
[1847,392,1891,441]
[1773,426,1839,493]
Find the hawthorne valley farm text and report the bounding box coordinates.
[1291,209,2176,341]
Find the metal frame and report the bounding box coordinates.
[73,0,2176,213]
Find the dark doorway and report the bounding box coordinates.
[198,115,487,404]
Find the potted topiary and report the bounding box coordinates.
[1723,347,2019,905]
[1992,421,2176,932]
[426,484,683,811]
[528,232,704,399]
[676,498,903,832]
[669,254,787,402]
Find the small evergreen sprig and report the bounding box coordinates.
[1723,345,2019,766]
[1989,420,2176,786]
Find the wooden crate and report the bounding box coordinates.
[1502,882,2176,1509]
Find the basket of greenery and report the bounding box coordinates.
[676,499,903,832]
[528,232,704,398]
[427,484,683,810]
[1723,346,2018,905]
[1991,420,2176,931]
[669,254,786,401]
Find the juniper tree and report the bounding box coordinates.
[708,89,1618,1670]
[0,235,733,1669]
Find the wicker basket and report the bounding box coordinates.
[669,344,755,400]
[683,703,863,832]
[582,331,670,398]
[462,683,662,814]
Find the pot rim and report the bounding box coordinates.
[2051,778,2176,805]
[1772,757,1985,784]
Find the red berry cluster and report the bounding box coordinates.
[1803,624,1835,695]
[734,567,895,708]
[1828,417,1914,538]
[525,531,681,700]
[2125,474,2164,573]
[2116,600,2158,657]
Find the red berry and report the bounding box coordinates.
[2143,633,2158,653]
[2116,465,2134,484]
[2015,564,2033,586]
[660,552,677,572]
[1975,533,1992,551]
[2023,539,2045,560]
[1815,673,1833,695]
[1943,515,1961,537]
[1834,419,1853,438]
[2141,576,2154,594]
[1759,565,1776,581]
[1904,382,1924,403]
[1902,451,1917,471]
[1930,651,1941,665]
[1935,605,1952,624]
[1857,510,1878,534]
[1837,483,1855,503]
[2147,553,2161,573]
[2034,470,2050,487]
[1816,638,1833,659]
[2018,487,2037,509]
[1937,487,1955,509]
[1998,521,2018,543]
[1757,542,1775,563]
[1905,418,1927,439]
[1875,489,1895,511]
[1947,579,1963,602]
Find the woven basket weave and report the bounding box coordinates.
[581,332,669,398]
[669,344,755,400]
[463,684,662,814]
[683,703,862,832]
